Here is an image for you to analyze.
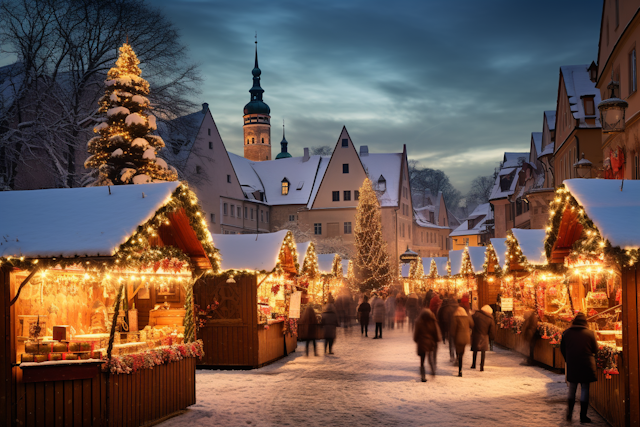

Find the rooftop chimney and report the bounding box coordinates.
[360,145,369,156]
[303,147,310,162]
[202,102,209,113]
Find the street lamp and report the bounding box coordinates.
[399,246,419,264]
[598,76,628,134]
[573,153,593,179]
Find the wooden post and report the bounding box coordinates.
[622,266,640,426]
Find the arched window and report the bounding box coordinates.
[252,138,255,144]
[281,178,289,195]
[261,138,264,144]
[246,138,249,144]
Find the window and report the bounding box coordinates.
[583,96,595,116]
[332,191,340,201]
[266,212,269,223]
[282,178,290,195]
[209,141,213,150]
[464,238,470,246]
[261,210,264,222]
[252,138,255,144]
[344,222,352,234]
[208,128,211,136]
[343,190,351,201]
[314,223,322,235]
[227,175,231,183]
[341,138,348,147]
[354,190,359,200]
[630,48,637,95]
[223,203,228,215]
[230,204,235,217]
[196,166,202,174]
[210,213,216,223]
[289,214,295,222]
[261,138,264,144]
[342,164,349,173]
[251,208,254,220]
[244,207,248,218]
[237,206,241,218]
[246,138,249,144]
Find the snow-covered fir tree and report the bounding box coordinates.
[85,42,177,185]
[354,178,393,292]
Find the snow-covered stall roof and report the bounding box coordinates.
[317,254,337,275]
[296,241,312,273]
[467,246,487,274]
[401,263,411,278]
[0,182,180,259]
[490,238,508,270]
[212,230,293,272]
[360,153,402,207]
[422,257,449,276]
[564,179,640,249]
[450,203,491,237]
[449,250,464,275]
[251,155,323,205]
[511,229,547,265]
[228,153,265,197]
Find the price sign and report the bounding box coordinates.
[289,291,302,319]
[501,297,513,312]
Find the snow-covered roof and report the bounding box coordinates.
[423,257,449,276]
[361,153,402,207]
[212,230,292,272]
[306,157,331,209]
[450,203,491,237]
[490,238,508,270]
[341,259,349,276]
[317,253,336,274]
[228,153,265,197]
[545,110,556,131]
[467,246,487,274]
[251,155,323,205]
[564,179,640,249]
[449,250,464,275]
[489,167,521,201]
[503,153,528,168]
[560,65,601,128]
[158,109,206,166]
[538,143,554,159]
[531,133,542,156]
[511,229,547,265]
[296,241,312,272]
[0,182,180,259]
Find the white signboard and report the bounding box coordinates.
[501,297,513,312]
[289,291,302,319]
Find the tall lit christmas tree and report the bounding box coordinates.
[85,42,177,185]
[354,178,393,292]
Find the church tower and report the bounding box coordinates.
[243,40,271,161]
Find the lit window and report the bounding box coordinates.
[282,178,290,195]
[314,223,322,235]
[344,222,352,234]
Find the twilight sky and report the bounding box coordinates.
[155,0,602,194]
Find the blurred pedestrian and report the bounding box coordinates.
[413,308,441,382]
[321,303,339,354]
[357,295,371,337]
[429,292,441,316]
[298,306,319,356]
[470,305,496,371]
[406,292,420,332]
[372,296,386,339]
[395,293,407,330]
[561,313,598,423]
[522,310,539,365]
[385,292,397,329]
[336,291,352,328]
[460,293,470,313]
[424,289,434,308]
[450,306,473,377]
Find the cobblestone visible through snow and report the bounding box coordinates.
[160,326,608,426]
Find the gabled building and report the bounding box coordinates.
[449,203,493,250]
[489,152,528,238]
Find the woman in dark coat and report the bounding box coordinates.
[450,306,474,377]
[357,296,371,337]
[298,306,318,356]
[406,293,420,332]
[522,310,539,365]
[413,309,441,382]
[470,305,496,371]
[321,303,339,354]
[561,313,598,423]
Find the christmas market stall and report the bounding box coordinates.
[0,182,217,427]
[478,238,507,308]
[317,253,345,300]
[545,179,640,426]
[423,257,449,292]
[195,230,299,368]
[446,248,481,309]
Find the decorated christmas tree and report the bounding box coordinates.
[85,42,177,185]
[331,254,343,279]
[354,178,393,292]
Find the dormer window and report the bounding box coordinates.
[378,175,387,192]
[281,178,290,195]
[582,95,595,116]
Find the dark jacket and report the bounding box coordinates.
[429,294,442,316]
[438,299,457,335]
[298,306,318,340]
[561,314,598,384]
[413,309,442,355]
[321,304,339,340]
[373,298,386,323]
[522,311,539,342]
[450,307,474,353]
[471,306,496,352]
[357,302,371,324]
[406,295,420,319]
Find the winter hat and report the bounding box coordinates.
[481,305,493,316]
[573,312,588,327]
[454,306,468,317]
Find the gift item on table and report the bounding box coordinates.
[52,325,71,341]
[21,354,35,363]
[68,342,92,352]
[52,342,68,353]
[63,353,79,361]
[48,353,63,361]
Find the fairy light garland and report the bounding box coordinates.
[300,242,319,279]
[331,254,343,279]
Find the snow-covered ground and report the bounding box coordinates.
[160,326,608,426]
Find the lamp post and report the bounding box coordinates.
[399,247,419,294]
[598,76,628,134]
[573,153,593,179]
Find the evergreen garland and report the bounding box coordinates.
[300,242,319,278]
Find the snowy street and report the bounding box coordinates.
[160,326,608,427]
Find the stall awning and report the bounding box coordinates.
[212,230,296,272]
[490,238,508,270]
[511,229,547,265]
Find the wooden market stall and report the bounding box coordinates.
[478,239,507,309]
[447,247,482,309]
[546,179,640,426]
[194,230,299,369]
[317,253,345,301]
[0,182,218,427]
[423,257,449,293]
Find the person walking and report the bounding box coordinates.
[406,292,420,332]
[372,296,386,339]
[395,293,407,330]
[298,306,319,356]
[357,295,371,337]
[413,308,441,382]
[424,289,434,308]
[439,297,458,362]
[561,313,598,423]
[385,292,397,329]
[470,305,496,371]
[429,293,442,317]
[321,303,339,354]
[450,306,474,377]
[522,310,539,365]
